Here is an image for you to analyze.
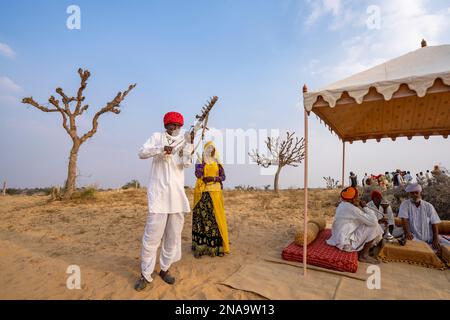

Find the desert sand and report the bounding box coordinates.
[0,189,449,300]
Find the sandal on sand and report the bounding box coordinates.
[134,274,151,292]
[159,270,175,285]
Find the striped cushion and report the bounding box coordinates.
[282,229,359,273]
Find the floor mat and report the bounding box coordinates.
[221,260,342,300]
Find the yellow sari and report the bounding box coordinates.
[193,142,230,254]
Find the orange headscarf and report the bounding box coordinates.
[341,186,358,201]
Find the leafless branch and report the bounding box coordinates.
[80,83,136,143]
[74,68,90,115]
[22,97,59,113]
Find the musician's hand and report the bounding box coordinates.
[164,146,173,154]
[406,232,414,240]
[359,200,367,208]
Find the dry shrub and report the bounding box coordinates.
[380,184,450,220]
[422,184,450,220]
[71,185,98,201]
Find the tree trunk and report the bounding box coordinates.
[63,140,80,199]
[274,166,282,193]
[2,181,6,196]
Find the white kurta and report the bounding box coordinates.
[138,131,193,282]
[367,200,395,226]
[139,131,193,214]
[327,201,384,252]
[398,199,441,243]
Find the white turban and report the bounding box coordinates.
[405,183,422,193]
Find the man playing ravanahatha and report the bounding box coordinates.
[399,183,450,251]
[327,186,384,264]
[134,111,194,292]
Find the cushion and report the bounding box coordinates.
[294,222,320,246]
[442,246,450,267]
[310,217,326,231]
[379,240,446,269]
[438,220,450,234]
[283,229,359,273]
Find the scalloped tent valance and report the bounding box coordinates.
[303,44,450,142]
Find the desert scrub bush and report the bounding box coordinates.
[71,185,98,201]
[122,179,141,189]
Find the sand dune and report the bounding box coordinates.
[1,189,448,300]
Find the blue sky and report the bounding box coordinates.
[1,0,450,189]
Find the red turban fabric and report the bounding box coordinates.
[371,190,382,200]
[163,112,184,126]
[341,187,358,201]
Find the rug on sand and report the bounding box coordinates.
[221,260,342,300]
[221,260,450,300]
[282,229,359,273]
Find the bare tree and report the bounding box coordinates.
[22,68,136,199]
[249,132,305,192]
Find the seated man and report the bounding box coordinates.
[399,183,450,251]
[367,190,394,239]
[327,186,384,264]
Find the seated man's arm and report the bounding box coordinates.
[398,202,413,240]
[432,223,440,250]
[430,204,441,249]
[355,207,379,227]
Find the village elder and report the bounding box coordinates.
[134,111,194,291]
[399,183,450,251]
[327,187,384,264]
[366,190,395,240]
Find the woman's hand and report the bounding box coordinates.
[203,177,215,183]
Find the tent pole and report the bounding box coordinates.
[341,141,346,187]
[303,108,309,277]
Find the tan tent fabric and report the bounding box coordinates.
[303,44,450,143]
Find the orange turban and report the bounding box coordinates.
[341,186,358,201]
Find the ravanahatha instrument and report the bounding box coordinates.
[171,96,219,155]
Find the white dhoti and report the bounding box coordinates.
[140,212,185,282]
[349,224,384,252]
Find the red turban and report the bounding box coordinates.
[371,190,382,200]
[163,112,184,126]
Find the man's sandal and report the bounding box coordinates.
[134,274,151,292]
[159,270,175,285]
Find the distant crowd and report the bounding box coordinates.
[348,165,449,190]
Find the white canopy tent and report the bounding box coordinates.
[301,42,450,275]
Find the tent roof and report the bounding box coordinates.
[303,44,450,143]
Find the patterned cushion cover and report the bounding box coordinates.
[282,229,359,273]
